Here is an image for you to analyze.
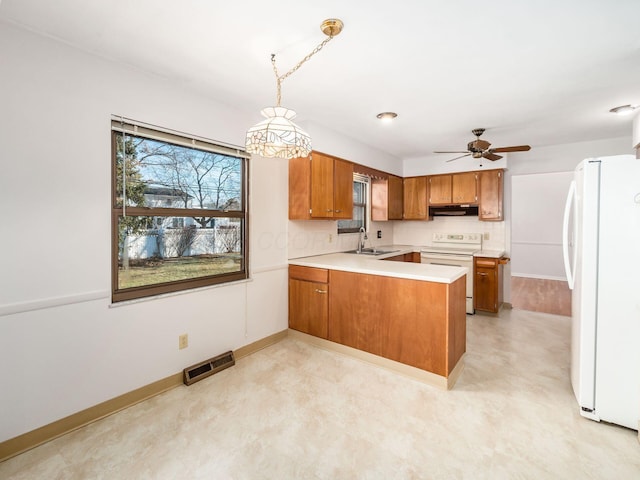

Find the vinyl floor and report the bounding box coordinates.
[1,309,638,479]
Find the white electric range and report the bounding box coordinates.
[420,233,482,314]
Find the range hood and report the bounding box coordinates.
[429,205,479,217]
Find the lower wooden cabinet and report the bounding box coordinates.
[328,270,465,376]
[288,266,328,338]
[383,252,421,263]
[474,256,507,313]
[288,264,466,377]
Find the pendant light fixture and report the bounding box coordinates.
[245,18,344,159]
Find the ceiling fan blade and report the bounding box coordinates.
[434,150,469,154]
[446,153,471,163]
[490,145,531,153]
[482,152,503,161]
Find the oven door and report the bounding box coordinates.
[420,252,474,314]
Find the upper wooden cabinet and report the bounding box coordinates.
[371,174,403,221]
[403,176,428,220]
[428,175,452,205]
[429,172,478,205]
[289,151,353,220]
[478,169,504,221]
[452,172,478,204]
[289,153,502,222]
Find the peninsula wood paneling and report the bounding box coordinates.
[447,276,467,374]
[328,270,465,376]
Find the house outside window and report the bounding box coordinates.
[337,174,369,234]
[111,118,249,302]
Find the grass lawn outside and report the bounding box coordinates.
[118,254,241,289]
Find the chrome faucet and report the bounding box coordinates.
[357,226,368,253]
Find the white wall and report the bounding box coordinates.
[0,23,291,443]
[0,21,405,444]
[502,136,633,300]
[511,172,574,280]
[304,122,403,176]
[403,154,507,177]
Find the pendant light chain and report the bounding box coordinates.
[271,33,336,107]
[245,18,343,159]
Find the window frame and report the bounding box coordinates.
[337,173,370,234]
[110,119,249,303]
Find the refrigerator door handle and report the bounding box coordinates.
[563,180,576,290]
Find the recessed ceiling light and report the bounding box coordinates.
[376,112,398,122]
[609,104,638,116]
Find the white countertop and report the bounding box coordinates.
[474,249,506,258]
[289,246,467,284]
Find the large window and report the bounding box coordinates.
[111,119,249,302]
[337,174,369,234]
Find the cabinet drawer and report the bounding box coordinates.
[475,258,497,268]
[289,265,329,283]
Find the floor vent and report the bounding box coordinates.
[183,350,235,386]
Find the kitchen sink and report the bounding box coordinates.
[344,248,399,256]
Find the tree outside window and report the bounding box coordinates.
[111,120,248,302]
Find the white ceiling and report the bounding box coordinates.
[2,0,639,160]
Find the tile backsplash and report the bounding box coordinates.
[288,216,505,259]
[392,216,506,251]
[288,220,395,259]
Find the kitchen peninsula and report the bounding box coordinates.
[288,247,467,389]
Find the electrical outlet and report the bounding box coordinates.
[484,232,490,241]
[328,233,333,243]
[377,230,382,239]
[179,334,188,350]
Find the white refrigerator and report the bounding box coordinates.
[562,154,640,430]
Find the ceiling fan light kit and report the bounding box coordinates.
[245,18,343,159]
[609,104,638,116]
[434,128,531,163]
[376,112,398,122]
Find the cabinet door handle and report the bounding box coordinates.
[315,289,327,294]
[478,272,488,276]
[326,209,333,212]
[334,209,341,213]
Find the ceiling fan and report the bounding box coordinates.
[434,128,531,162]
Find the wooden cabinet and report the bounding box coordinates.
[289,154,503,223]
[428,175,452,205]
[371,175,403,221]
[478,169,503,221]
[328,270,466,376]
[403,176,428,220]
[288,265,329,338]
[383,252,421,263]
[474,256,507,313]
[388,175,404,220]
[429,172,478,205]
[452,172,478,204]
[289,151,353,220]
